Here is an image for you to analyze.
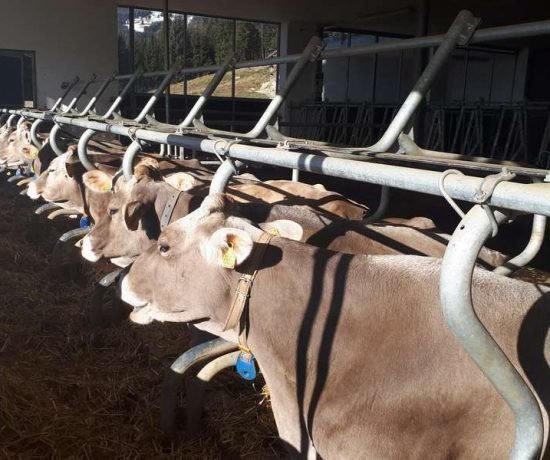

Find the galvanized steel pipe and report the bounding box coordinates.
[440,205,544,459]
[493,214,547,277]
[122,141,143,180]
[196,351,240,382]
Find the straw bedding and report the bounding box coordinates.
[0,175,547,459]
[0,178,281,459]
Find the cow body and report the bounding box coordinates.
[119,194,549,459]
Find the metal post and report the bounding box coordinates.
[164,0,171,124]
[440,205,544,459]
[493,214,547,277]
[366,10,480,152]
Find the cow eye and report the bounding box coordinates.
[158,243,170,255]
[108,208,118,217]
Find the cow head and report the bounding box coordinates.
[119,193,294,336]
[27,147,86,205]
[80,159,203,264]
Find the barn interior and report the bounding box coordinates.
[0,0,549,458]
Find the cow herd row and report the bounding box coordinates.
[0,118,548,458]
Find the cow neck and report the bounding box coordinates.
[222,232,274,354]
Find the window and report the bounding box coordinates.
[117,7,280,100]
[0,50,36,109]
[321,29,414,105]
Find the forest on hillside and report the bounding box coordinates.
[118,13,278,77]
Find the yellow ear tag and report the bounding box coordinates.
[30,152,37,159]
[101,182,112,192]
[270,227,280,237]
[222,242,237,269]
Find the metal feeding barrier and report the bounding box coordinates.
[4,9,550,458]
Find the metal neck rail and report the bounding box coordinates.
[6,12,550,165]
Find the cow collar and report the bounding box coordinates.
[160,188,182,230]
[77,177,92,222]
[222,232,273,354]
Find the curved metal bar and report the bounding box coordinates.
[494,214,547,277]
[87,268,124,328]
[7,114,18,127]
[47,208,80,220]
[59,226,91,243]
[103,69,143,119]
[122,141,143,180]
[179,53,235,128]
[367,10,479,152]
[35,202,61,215]
[30,119,45,147]
[49,124,66,156]
[77,70,144,172]
[185,351,241,433]
[62,74,97,114]
[194,35,323,139]
[49,76,80,113]
[76,74,116,117]
[196,351,240,382]
[77,129,100,171]
[16,116,26,128]
[209,159,244,194]
[160,338,238,436]
[363,186,390,224]
[440,204,544,459]
[134,66,179,123]
[16,177,34,187]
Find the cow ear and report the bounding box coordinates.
[123,201,144,231]
[204,227,253,269]
[259,220,303,241]
[83,170,113,193]
[164,172,197,191]
[21,146,38,160]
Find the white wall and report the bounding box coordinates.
[0,0,118,110]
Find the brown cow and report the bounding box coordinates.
[79,162,370,263]
[80,164,506,268]
[119,193,549,459]
[27,148,120,222]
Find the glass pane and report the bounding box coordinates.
[322,31,349,102]
[347,34,376,103]
[117,7,131,75]
[185,15,234,96]
[374,36,402,104]
[235,21,279,98]
[169,13,186,95]
[134,9,166,93]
